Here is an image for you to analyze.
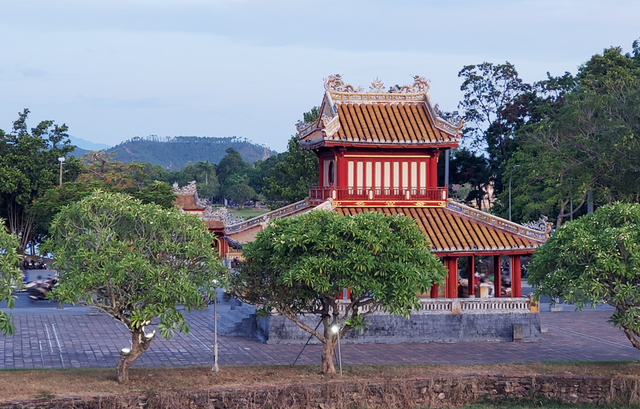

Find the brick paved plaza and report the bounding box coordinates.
[1,303,638,370]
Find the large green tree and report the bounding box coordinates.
[0,109,79,252]
[216,147,248,186]
[169,160,219,200]
[503,44,640,226]
[30,152,176,243]
[220,174,257,207]
[457,62,533,198]
[528,203,640,351]
[0,220,22,335]
[262,136,319,208]
[44,191,224,383]
[230,210,447,374]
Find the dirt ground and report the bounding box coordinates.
[2,362,640,403]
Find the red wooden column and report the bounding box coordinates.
[493,255,501,298]
[430,283,439,298]
[337,153,348,189]
[445,257,458,298]
[510,255,522,298]
[318,156,325,187]
[428,155,438,188]
[467,255,475,297]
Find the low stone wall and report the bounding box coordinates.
[257,311,542,344]
[2,374,638,408]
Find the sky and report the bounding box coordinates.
[1,1,639,153]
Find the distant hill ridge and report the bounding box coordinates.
[105,135,274,170]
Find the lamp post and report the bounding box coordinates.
[508,165,520,221]
[212,283,219,372]
[331,325,342,376]
[58,157,65,187]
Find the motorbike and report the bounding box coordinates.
[26,275,58,301]
[22,258,48,270]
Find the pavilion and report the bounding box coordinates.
[222,75,550,300]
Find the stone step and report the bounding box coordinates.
[208,296,257,337]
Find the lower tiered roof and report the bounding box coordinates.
[335,200,549,256]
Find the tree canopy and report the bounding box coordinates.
[0,109,79,252]
[45,191,225,382]
[230,210,447,373]
[262,136,319,208]
[0,221,22,335]
[528,202,640,351]
[30,151,176,245]
[503,45,640,226]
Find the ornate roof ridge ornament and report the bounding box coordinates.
[369,77,385,93]
[324,74,364,93]
[389,75,430,94]
[324,74,431,95]
[521,216,552,233]
[445,200,549,241]
[433,103,464,128]
[172,181,197,195]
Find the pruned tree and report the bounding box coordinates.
[528,203,640,350]
[230,210,447,374]
[44,191,225,383]
[0,220,22,335]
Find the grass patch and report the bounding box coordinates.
[228,207,269,219]
[34,390,55,399]
[1,362,640,403]
[460,398,640,408]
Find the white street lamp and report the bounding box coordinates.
[58,157,65,187]
[212,282,220,372]
[331,324,342,376]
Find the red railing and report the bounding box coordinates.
[309,186,448,201]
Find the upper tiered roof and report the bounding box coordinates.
[296,75,464,149]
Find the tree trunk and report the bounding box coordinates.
[116,328,154,383]
[321,336,337,374]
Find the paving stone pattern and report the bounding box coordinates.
[1,307,638,370]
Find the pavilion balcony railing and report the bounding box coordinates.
[309,186,448,201]
[332,297,533,315]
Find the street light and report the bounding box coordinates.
[212,282,220,372]
[508,165,520,221]
[58,157,65,187]
[331,324,342,376]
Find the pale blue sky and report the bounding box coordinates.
[1,0,638,153]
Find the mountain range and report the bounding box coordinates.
[68,135,274,169]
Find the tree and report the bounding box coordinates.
[220,174,256,207]
[0,109,78,252]
[230,210,447,374]
[528,203,640,351]
[448,149,491,209]
[0,220,22,335]
[262,136,319,208]
[501,45,640,226]
[458,62,533,198]
[169,160,220,200]
[30,153,176,243]
[216,147,248,186]
[44,191,225,383]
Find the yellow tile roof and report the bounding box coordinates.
[296,75,464,148]
[335,203,548,255]
[334,102,448,143]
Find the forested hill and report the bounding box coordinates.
[107,136,274,170]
